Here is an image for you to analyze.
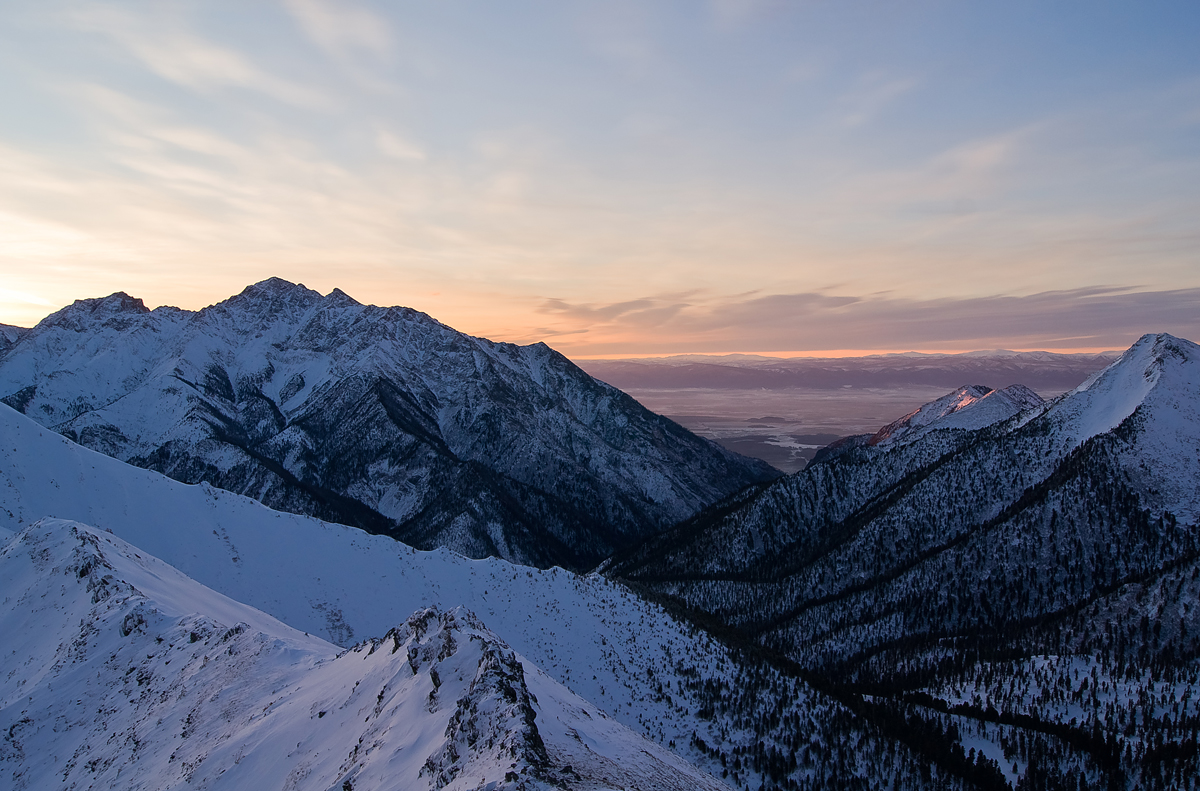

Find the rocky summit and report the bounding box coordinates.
[0,278,776,570]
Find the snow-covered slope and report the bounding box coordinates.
[0,518,728,790]
[1,402,937,791]
[1033,333,1200,514]
[869,383,1044,446]
[0,279,775,569]
[0,401,734,711]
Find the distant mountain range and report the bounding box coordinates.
[579,349,1120,393]
[579,350,1120,474]
[0,279,775,570]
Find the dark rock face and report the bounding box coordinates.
[0,278,776,569]
[0,323,28,357]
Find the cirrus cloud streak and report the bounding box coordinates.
[533,286,1200,356]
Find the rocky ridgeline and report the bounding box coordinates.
[0,519,731,790]
[0,278,776,569]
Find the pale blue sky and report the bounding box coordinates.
[1,1,1198,353]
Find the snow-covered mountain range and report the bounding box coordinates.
[611,332,1200,789]
[3,293,1197,790]
[0,279,775,569]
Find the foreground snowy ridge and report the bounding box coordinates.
[0,399,758,734]
[0,518,728,790]
[4,403,904,791]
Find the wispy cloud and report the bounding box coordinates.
[282,0,393,62]
[70,5,329,109]
[540,296,692,326]
[530,287,1200,355]
[376,129,425,161]
[836,71,918,127]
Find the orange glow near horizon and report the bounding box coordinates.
[568,347,1124,360]
[0,281,1145,361]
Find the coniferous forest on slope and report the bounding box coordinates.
[610,336,1200,790]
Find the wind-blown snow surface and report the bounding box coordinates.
[3,403,907,790]
[0,279,774,569]
[0,519,726,791]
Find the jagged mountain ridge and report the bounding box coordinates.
[0,518,729,791]
[608,332,1200,789]
[0,279,775,569]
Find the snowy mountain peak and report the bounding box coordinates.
[0,281,775,569]
[870,384,991,445]
[868,382,1048,447]
[378,606,554,787]
[201,277,325,331]
[997,382,1045,409]
[1075,332,1195,395]
[42,291,151,331]
[241,275,321,299]
[326,286,362,306]
[1037,332,1200,449]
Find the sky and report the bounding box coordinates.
[1,1,1198,356]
